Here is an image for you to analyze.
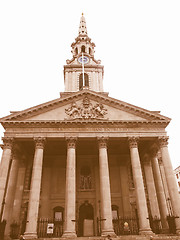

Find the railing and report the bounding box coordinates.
[148,216,162,234]
[113,217,139,235]
[97,216,139,236]
[37,218,63,238]
[167,215,179,234]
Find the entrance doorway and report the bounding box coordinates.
[78,201,94,236]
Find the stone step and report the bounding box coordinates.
[38,235,180,240]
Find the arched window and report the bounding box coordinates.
[79,73,89,90]
[75,47,78,55]
[89,47,91,55]
[80,166,92,189]
[81,45,85,53]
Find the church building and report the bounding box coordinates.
[0,14,180,239]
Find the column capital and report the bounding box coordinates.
[97,136,109,149]
[66,137,77,149]
[2,137,14,149]
[34,137,46,149]
[128,137,139,149]
[158,136,169,148]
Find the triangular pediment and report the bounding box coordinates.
[0,90,170,125]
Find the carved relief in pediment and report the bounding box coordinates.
[65,97,107,120]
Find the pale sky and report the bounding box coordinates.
[0,0,180,169]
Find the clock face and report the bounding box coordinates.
[78,56,89,64]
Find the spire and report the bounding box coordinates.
[78,13,88,36]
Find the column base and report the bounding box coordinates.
[23,232,37,239]
[139,228,154,236]
[101,229,116,237]
[62,231,77,238]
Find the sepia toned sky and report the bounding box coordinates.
[0,0,180,168]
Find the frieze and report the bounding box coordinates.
[65,97,107,120]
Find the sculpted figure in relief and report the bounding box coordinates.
[65,97,107,120]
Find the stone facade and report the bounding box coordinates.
[0,14,180,239]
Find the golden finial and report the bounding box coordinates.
[82,12,84,16]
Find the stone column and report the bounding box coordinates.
[11,159,26,222]
[63,137,77,238]
[128,137,153,235]
[143,154,160,220]
[24,137,46,239]
[97,137,115,237]
[0,137,13,220]
[150,145,169,233]
[159,137,180,235]
[3,148,20,236]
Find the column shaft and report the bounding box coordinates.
[98,137,115,237]
[63,137,77,238]
[159,137,180,235]
[11,162,26,222]
[150,150,169,232]
[128,137,152,235]
[0,137,13,220]
[3,150,19,236]
[143,157,160,219]
[24,138,45,239]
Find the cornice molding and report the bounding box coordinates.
[0,90,171,124]
[1,120,169,129]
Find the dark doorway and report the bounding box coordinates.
[78,201,94,236]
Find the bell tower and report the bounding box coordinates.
[63,14,104,93]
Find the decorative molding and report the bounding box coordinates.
[1,120,169,129]
[34,137,46,149]
[97,136,108,149]
[158,136,169,148]
[66,137,77,149]
[65,97,107,120]
[128,137,139,149]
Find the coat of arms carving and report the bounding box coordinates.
[65,97,107,120]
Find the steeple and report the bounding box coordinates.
[63,14,104,94]
[78,13,88,36]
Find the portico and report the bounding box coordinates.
[0,128,179,238]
